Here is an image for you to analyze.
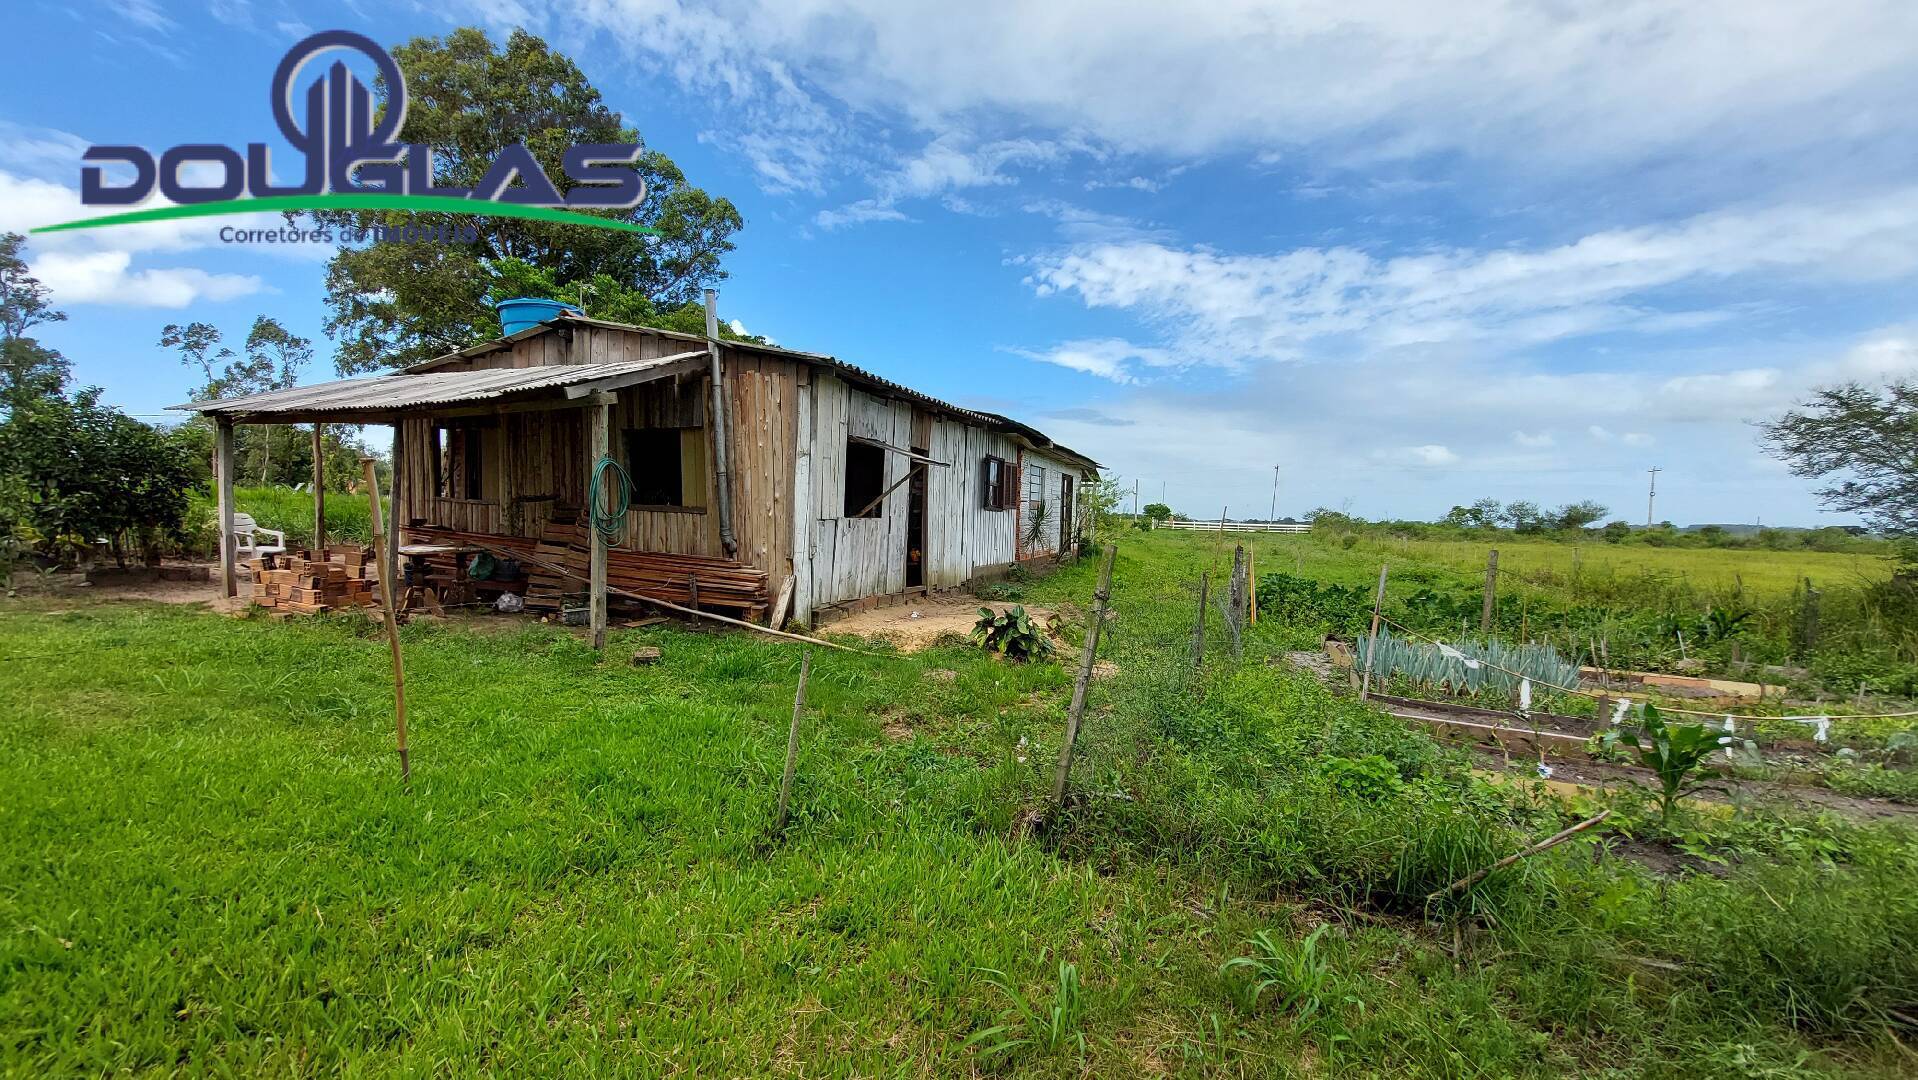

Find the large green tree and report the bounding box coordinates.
[1763,381,1918,535]
[0,232,71,409]
[314,27,744,373]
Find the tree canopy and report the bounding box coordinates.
[0,233,71,409]
[313,28,745,373]
[1763,380,1918,535]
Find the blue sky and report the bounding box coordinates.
[6,1,1918,526]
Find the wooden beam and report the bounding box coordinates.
[311,425,325,551]
[789,368,814,630]
[387,425,402,581]
[561,354,708,398]
[588,399,611,650]
[215,418,236,598]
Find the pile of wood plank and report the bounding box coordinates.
[246,546,380,614]
[402,522,770,619]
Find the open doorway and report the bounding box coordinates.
[1059,473,1075,554]
[906,444,928,587]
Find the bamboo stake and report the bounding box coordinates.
[1052,545,1118,809]
[776,649,811,831]
[1359,563,1389,701]
[361,457,410,785]
[1428,810,1611,900]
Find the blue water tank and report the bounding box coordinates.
[497,297,583,336]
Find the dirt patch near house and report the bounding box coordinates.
[6,565,249,613]
[824,597,1059,653]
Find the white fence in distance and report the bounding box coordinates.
[1158,520,1312,534]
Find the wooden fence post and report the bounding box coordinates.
[776,649,811,831]
[362,457,410,785]
[1052,545,1118,810]
[1190,571,1208,668]
[1481,548,1498,635]
[1359,562,1389,701]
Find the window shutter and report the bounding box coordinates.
[981,457,994,510]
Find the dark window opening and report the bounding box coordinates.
[844,440,886,518]
[981,455,1014,511]
[624,428,684,506]
[434,423,484,499]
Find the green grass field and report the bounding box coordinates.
[1212,530,1891,599]
[4,530,1916,1075]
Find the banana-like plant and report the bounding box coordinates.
[971,604,1054,661]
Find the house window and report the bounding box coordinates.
[434,422,485,499]
[981,454,1014,511]
[844,439,886,518]
[623,427,707,510]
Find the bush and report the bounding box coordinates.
[0,390,195,565]
[970,605,1054,661]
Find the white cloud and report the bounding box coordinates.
[1016,327,1918,525]
[1002,338,1179,383]
[1377,444,1459,467]
[478,0,1918,195]
[1512,430,1554,448]
[1017,188,1918,379]
[815,134,1068,228]
[0,134,278,309]
[32,250,262,308]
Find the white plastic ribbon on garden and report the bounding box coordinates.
[1519,677,1532,713]
[1436,642,1481,670]
[1793,715,1832,743]
[1610,698,1633,726]
[1721,715,1737,758]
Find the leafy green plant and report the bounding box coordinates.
[1595,703,1727,824]
[970,604,1054,661]
[1221,926,1337,1022]
[966,962,1086,1062]
[1321,755,1404,800]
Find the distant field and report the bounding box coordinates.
[1210,532,1892,600]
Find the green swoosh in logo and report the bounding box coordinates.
[31,193,662,235]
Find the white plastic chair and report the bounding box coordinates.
[232,512,287,560]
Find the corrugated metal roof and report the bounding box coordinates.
[171,351,707,417]
[405,314,1099,466]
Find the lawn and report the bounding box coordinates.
[3,529,1917,1076]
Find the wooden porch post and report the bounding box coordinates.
[311,425,325,552]
[215,417,237,598]
[588,399,611,650]
[387,424,402,585]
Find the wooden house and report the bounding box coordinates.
[178,310,1100,635]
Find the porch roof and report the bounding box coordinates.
[169,350,708,424]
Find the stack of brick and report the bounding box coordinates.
[246,546,381,614]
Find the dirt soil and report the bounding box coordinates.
[823,596,1058,653]
[1476,751,1918,822]
[7,565,249,613]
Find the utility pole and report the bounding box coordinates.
[1133,479,1140,516]
[1646,466,1662,528]
[1269,464,1280,523]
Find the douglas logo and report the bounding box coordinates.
[34,30,657,238]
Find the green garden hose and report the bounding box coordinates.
[588,455,631,546]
